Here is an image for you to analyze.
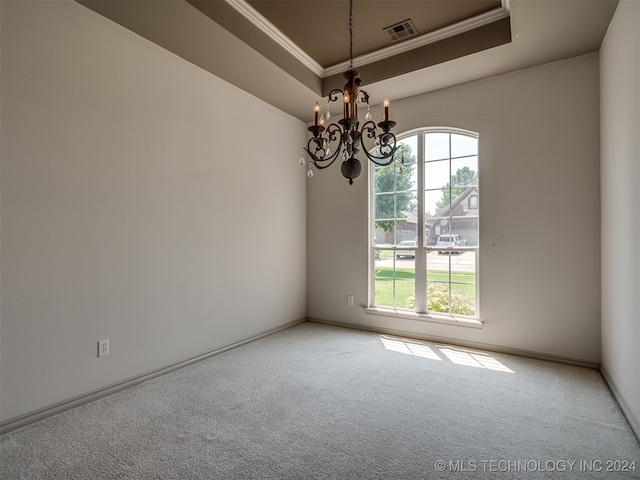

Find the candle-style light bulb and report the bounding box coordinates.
[344,92,350,119]
[314,102,320,126]
[383,98,389,122]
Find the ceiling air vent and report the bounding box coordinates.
[383,19,418,42]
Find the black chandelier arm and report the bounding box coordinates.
[305,123,341,156]
[306,150,341,170]
[361,120,398,148]
[328,88,344,103]
[357,89,370,104]
[304,123,344,169]
[323,122,343,143]
[328,84,368,109]
[304,142,341,169]
[361,148,397,167]
[360,120,376,136]
[357,120,399,166]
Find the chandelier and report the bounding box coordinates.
[298,0,399,185]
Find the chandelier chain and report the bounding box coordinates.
[349,0,353,69]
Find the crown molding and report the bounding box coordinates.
[224,0,324,76]
[225,0,510,80]
[323,5,511,77]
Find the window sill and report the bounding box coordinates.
[364,307,483,329]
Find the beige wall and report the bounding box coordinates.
[308,53,602,364]
[1,0,628,429]
[600,0,640,436]
[0,1,307,422]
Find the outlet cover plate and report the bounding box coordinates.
[98,339,110,357]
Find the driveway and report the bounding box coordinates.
[376,251,476,273]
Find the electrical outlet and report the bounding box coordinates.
[347,295,354,306]
[98,339,109,357]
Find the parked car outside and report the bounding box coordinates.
[396,240,417,258]
[436,234,466,254]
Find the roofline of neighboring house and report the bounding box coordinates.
[429,185,478,219]
[385,185,478,227]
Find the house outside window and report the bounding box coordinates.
[370,128,479,319]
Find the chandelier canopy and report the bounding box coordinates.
[299,0,400,185]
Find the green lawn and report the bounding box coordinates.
[374,266,476,315]
[374,277,415,309]
[375,267,416,279]
[375,267,475,285]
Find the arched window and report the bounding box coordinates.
[370,128,479,321]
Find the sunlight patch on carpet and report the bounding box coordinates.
[380,336,514,373]
[380,336,442,360]
[438,346,514,373]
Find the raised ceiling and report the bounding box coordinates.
[245,0,502,68]
[186,0,512,94]
[78,0,618,122]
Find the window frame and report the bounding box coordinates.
[367,127,481,328]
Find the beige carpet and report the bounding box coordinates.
[1,322,639,479]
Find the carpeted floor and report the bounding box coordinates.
[1,322,639,479]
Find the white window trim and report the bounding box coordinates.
[368,127,481,326]
[364,307,483,328]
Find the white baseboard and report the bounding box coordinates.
[0,318,305,434]
[307,317,601,369]
[600,366,640,443]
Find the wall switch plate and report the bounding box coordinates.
[347,295,354,306]
[98,339,109,357]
